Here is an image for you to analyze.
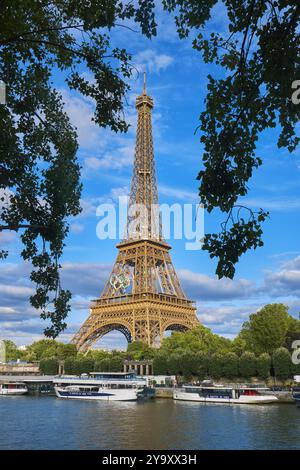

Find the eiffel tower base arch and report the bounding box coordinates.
[73,294,198,353]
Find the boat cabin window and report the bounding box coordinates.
[201,388,233,398]
[1,383,25,389]
[78,387,99,392]
[91,373,137,380]
[184,387,233,398]
[184,387,201,394]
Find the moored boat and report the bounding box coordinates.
[0,382,28,396]
[173,384,278,405]
[53,372,148,401]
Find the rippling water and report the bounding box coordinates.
[0,396,299,450]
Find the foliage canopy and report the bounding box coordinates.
[0,0,156,336]
[163,0,300,278]
[1,1,300,337]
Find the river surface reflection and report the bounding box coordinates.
[0,396,299,449]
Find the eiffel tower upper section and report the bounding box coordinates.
[123,73,163,243]
[98,74,189,300]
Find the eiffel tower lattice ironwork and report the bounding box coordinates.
[73,75,199,352]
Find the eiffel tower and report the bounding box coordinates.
[73,75,199,352]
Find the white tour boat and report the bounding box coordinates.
[53,372,148,401]
[0,382,28,396]
[173,384,278,405]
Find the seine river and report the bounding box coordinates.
[0,396,299,450]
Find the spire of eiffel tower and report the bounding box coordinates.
[126,71,161,241]
[72,77,199,352]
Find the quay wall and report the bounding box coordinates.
[268,391,294,403]
[154,388,174,398]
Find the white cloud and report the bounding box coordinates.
[239,196,300,212]
[78,196,112,219]
[282,256,300,271]
[0,307,16,314]
[160,185,197,203]
[0,231,17,244]
[84,156,102,170]
[0,284,34,299]
[70,223,85,234]
[259,254,300,297]
[198,305,252,326]
[78,186,130,220]
[135,49,174,73]
[263,269,300,297]
[110,186,130,201]
[84,142,135,171]
[0,261,113,345]
[61,262,112,297]
[179,269,254,301]
[60,88,111,151]
[195,301,272,339]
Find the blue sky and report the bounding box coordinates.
[1,4,300,349]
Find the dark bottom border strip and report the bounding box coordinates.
[0,450,299,466]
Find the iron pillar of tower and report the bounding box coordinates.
[72,77,199,352]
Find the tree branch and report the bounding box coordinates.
[0,224,47,231]
[0,24,85,45]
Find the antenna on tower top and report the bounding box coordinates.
[143,71,147,94]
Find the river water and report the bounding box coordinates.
[0,396,299,450]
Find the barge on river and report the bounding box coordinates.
[174,384,278,404]
[0,382,28,396]
[53,372,149,401]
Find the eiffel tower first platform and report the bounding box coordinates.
[73,75,199,352]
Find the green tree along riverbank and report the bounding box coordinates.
[4,304,300,382]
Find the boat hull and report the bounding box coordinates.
[173,391,278,404]
[54,386,138,401]
[0,389,28,396]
